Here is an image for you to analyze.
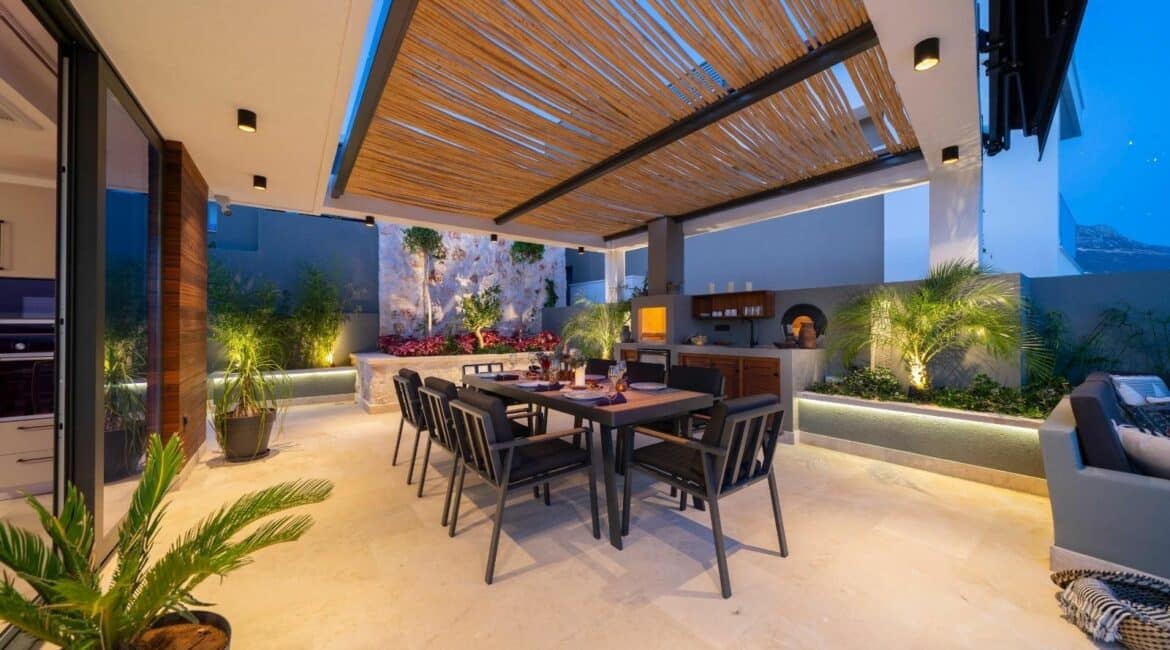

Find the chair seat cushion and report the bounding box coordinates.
[512,439,589,480]
[632,441,704,486]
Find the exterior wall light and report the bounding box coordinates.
[365,215,376,228]
[941,145,960,165]
[577,246,585,255]
[237,108,257,132]
[252,174,267,190]
[914,37,940,71]
[490,233,498,242]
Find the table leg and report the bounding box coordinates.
[598,424,623,550]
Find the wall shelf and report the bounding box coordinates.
[691,290,775,320]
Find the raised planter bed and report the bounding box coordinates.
[208,367,357,406]
[796,392,1046,495]
[352,351,524,413]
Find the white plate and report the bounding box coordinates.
[515,381,542,388]
[562,390,607,401]
[630,382,668,391]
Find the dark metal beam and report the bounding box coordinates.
[331,0,420,199]
[495,22,879,226]
[602,149,924,241]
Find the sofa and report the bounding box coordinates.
[1039,373,1170,579]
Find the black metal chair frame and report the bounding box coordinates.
[447,399,601,584]
[461,362,542,432]
[392,374,428,486]
[417,386,463,519]
[625,401,789,598]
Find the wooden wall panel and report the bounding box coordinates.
[161,141,208,460]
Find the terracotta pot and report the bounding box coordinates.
[138,611,231,650]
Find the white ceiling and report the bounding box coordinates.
[71,0,373,214]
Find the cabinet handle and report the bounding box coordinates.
[17,423,55,431]
[17,455,53,464]
[0,219,6,270]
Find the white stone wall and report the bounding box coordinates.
[378,225,565,337]
[352,351,529,413]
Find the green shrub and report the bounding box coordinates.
[509,241,544,264]
[460,284,503,349]
[291,266,347,368]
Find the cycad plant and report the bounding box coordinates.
[832,260,1026,391]
[561,299,631,360]
[0,434,332,648]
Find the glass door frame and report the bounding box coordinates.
[26,0,166,560]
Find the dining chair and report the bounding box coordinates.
[448,388,601,584]
[392,369,428,486]
[584,358,616,376]
[626,361,666,384]
[462,361,504,375]
[626,394,788,598]
[416,378,462,518]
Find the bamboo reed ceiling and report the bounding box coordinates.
[346,0,918,237]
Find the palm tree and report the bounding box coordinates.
[0,434,331,648]
[561,299,630,360]
[831,260,1025,391]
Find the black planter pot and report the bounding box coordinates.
[104,427,146,482]
[219,410,275,462]
[144,610,231,649]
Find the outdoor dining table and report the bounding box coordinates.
[461,373,714,550]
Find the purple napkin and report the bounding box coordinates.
[492,373,520,381]
[591,392,627,405]
[532,382,563,392]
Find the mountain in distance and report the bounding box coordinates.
[1076,223,1170,273]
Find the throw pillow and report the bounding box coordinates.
[1114,421,1170,480]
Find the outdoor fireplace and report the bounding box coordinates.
[631,294,691,345]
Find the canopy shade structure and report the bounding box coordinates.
[336,0,920,240]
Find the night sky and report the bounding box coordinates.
[1060,1,1169,245]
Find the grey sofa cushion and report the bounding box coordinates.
[1070,377,1135,473]
[1117,424,1170,480]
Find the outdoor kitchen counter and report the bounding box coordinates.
[615,344,827,438]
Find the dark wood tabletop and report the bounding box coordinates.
[461,374,713,428]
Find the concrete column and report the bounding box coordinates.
[646,217,684,295]
[603,249,625,303]
[928,163,983,269]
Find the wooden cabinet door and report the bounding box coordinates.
[620,349,638,362]
[709,356,741,399]
[741,357,781,398]
[677,353,710,368]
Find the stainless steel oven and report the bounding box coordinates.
[637,348,672,373]
[0,319,55,498]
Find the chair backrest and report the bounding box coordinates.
[462,361,504,376]
[1069,375,1134,473]
[393,369,424,427]
[700,394,785,492]
[450,388,514,484]
[418,377,459,451]
[667,365,723,396]
[585,358,616,376]
[626,361,666,384]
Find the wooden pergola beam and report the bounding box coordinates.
[494,22,879,226]
[331,0,420,199]
[602,148,924,242]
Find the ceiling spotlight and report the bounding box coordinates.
[914,37,940,71]
[237,108,257,132]
[490,233,498,242]
[364,215,375,228]
[941,145,960,165]
[577,246,585,255]
[252,174,267,190]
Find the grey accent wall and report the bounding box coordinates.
[208,205,381,367]
[565,249,605,285]
[623,195,884,293]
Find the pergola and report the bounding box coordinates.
[333,0,921,242]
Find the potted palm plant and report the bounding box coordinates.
[0,433,332,649]
[104,333,147,480]
[212,315,289,462]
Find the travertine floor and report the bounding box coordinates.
[150,402,1093,648]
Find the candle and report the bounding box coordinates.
[574,365,586,386]
[745,281,753,291]
[707,282,715,293]
[727,281,735,292]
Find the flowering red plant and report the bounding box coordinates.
[378,330,560,357]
